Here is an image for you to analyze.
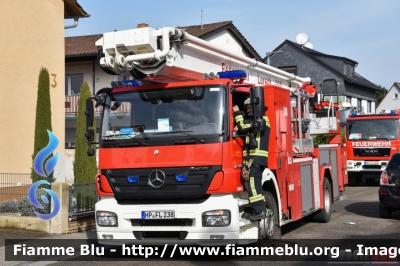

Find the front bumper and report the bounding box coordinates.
[347,160,388,173]
[379,186,400,209]
[95,194,258,246]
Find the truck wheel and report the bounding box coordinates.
[313,177,332,223]
[379,204,392,219]
[259,191,281,239]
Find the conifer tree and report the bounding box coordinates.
[74,82,98,183]
[31,68,53,183]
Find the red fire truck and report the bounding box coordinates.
[344,110,400,185]
[84,25,347,244]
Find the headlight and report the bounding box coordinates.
[202,210,230,227]
[96,211,118,227]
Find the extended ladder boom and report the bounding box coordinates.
[96,26,311,90]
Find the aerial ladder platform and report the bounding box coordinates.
[95,25,340,153]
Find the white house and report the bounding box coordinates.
[376,82,400,113]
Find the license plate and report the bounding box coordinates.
[365,161,379,165]
[141,211,175,219]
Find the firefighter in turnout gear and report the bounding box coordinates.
[233,98,271,221]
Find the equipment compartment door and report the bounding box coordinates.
[331,149,339,198]
[300,163,313,215]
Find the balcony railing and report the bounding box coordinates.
[65,95,131,115]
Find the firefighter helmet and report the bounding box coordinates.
[244,98,250,105]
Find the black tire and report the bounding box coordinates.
[379,204,392,219]
[313,177,332,223]
[259,191,281,240]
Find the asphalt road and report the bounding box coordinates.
[5,182,400,266]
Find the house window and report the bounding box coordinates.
[394,93,398,100]
[278,66,297,75]
[344,64,354,76]
[357,99,362,111]
[65,142,75,149]
[367,101,371,113]
[65,75,83,96]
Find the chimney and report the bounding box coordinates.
[137,23,149,28]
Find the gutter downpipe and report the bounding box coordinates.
[65,17,79,29]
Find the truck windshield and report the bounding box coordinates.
[346,118,399,140]
[100,85,226,146]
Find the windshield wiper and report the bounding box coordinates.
[372,137,390,141]
[174,138,205,144]
[152,130,206,144]
[118,139,148,147]
[151,130,194,135]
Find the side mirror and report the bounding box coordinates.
[87,146,95,156]
[85,129,94,142]
[85,99,94,128]
[85,98,96,157]
[86,129,95,157]
[250,86,265,118]
[232,130,238,139]
[254,118,266,132]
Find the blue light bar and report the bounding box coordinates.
[175,174,187,182]
[126,176,138,183]
[217,70,247,79]
[351,110,357,116]
[391,110,395,115]
[121,80,140,87]
[111,80,141,88]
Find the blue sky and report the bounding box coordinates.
[65,0,400,90]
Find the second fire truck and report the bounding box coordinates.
[345,110,400,185]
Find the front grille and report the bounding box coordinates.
[131,219,193,227]
[102,166,221,200]
[133,231,188,240]
[353,148,390,157]
[116,185,201,192]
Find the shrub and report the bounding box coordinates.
[0,200,18,213]
[70,184,96,213]
[17,190,48,216]
[31,67,54,183]
[312,134,329,145]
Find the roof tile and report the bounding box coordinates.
[64,0,90,18]
[271,40,381,91]
[178,21,232,37]
[65,34,102,57]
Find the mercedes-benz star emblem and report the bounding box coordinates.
[148,169,166,188]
